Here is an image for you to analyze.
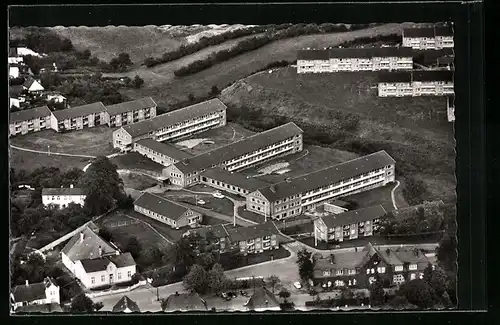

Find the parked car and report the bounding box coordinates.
[240,290,248,297]
[197,199,206,205]
[212,191,224,199]
[293,282,302,289]
[221,292,231,301]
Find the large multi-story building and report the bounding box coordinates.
[50,102,107,132]
[378,70,454,97]
[313,205,387,245]
[246,150,395,221]
[41,185,86,209]
[112,98,227,152]
[297,47,414,73]
[199,168,270,197]
[133,138,193,167]
[9,106,52,137]
[402,26,454,50]
[162,122,303,187]
[133,192,203,229]
[106,97,157,127]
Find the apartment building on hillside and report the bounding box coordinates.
[245,150,396,220]
[378,70,454,97]
[50,102,107,132]
[199,168,270,197]
[133,138,193,167]
[9,106,52,137]
[297,47,414,73]
[112,98,226,152]
[402,26,454,50]
[162,122,303,187]
[106,97,157,127]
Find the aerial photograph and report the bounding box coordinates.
[9,21,456,313]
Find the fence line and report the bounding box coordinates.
[86,280,147,299]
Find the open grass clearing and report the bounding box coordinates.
[10,148,90,173]
[343,183,402,212]
[123,210,186,243]
[220,247,291,271]
[10,126,116,157]
[237,206,267,224]
[110,152,164,173]
[120,172,158,191]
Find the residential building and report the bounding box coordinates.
[323,200,350,214]
[162,292,208,312]
[163,122,303,187]
[9,106,52,137]
[246,150,395,220]
[312,243,434,289]
[10,277,60,311]
[402,26,454,50]
[112,98,226,152]
[9,64,20,78]
[9,47,24,64]
[244,287,281,311]
[13,302,63,313]
[226,221,281,255]
[112,296,141,313]
[378,70,454,97]
[133,138,193,167]
[50,102,107,132]
[16,47,43,57]
[133,192,203,229]
[199,168,270,197]
[313,205,387,245]
[10,85,26,109]
[23,78,45,94]
[297,47,414,73]
[106,97,157,127]
[183,224,233,253]
[61,224,137,289]
[417,48,454,68]
[41,185,86,209]
[46,93,67,105]
[447,95,455,122]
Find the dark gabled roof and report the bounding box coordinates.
[133,192,190,220]
[314,251,370,276]
[11,278,56,303]
[15,303,63,313]
[200,168,270,192]
[434,26,453,37]
[297,49,330,60]
[257,150,395,202]
[135,138,193,161]
[227,221,280,243]
[80,252,136,273]
[51,102,106,121]
[174,122,303,174]
[112,296,141,313]
[10,106,51,124]
[41,187,86,196]
[121,98,227,138]
[392,247,431,267]
[245,287,280,310]
[188,224,231,239]
[23,78,43,89]
[105,97,156,116]
[61,225,118,262]
[403,27,435,38]
[320,205,387,229]
[378,71,412,83]
[163,292,207,312]
[412,70,453,82]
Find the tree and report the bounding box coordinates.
[133,75,144,89]
[78,156,124,215]
[139,246,163,268]
[369,276,385,306]
[207,263,227,294]
[70,294,103,313]
[266,275,280,294]
[436,234,457,273]
[183,264,208,294]
[278,288,291,303]
[109,52,133,72]
[399,279,437,309]
[423,264,447,298]
[125,237,141,260]
[61,38,73,51]
[187,93,195,102]
[98,227,113,243]
[210,85,220,95]
[296,248,315,282]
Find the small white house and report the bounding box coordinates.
[10,277,60,311]
[46,93,66,103]
[23,78,45,94]
[9,65,20,79]
[42,185,86,209]
[10,97,20,109]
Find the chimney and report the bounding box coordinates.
[270,185,276,193]
[70,184,74,189]
[79,232,84,243]
[98,246,103,257]
[25,280,29,286]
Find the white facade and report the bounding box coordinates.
[24,80,45,93]
[447,97,455,122]
[17,47,43,57]
[402,35,453,50]
[298,56,413,73]
[73,260,137,289]
[9,56,23,64]
[11,280,60,310]
[42,189,86,209]
[10,97,20,108]
[378,80,454,97]
[9,66,20,78]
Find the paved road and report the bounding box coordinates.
[10,144,96,159]
[391,180,401,210]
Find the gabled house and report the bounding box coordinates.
[50,102,107,132]
[133,138,193,167]
[133,192,203,229]
[112,295,141,313]
[41,185,86,209]
[9,105,52,136]
[9,63,20,79]
[10,277,60,311]
[244,287,281,311]
[10,85,26,109]
[105,97,157,127]
[23,78,45,94]
[226,221,281,255]
[13,302,63,314]
[162,291,208,312]
[183,224,235,253]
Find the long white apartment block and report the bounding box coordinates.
[378,70,454,97]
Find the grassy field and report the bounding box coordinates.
[238,206,267,224]
[343,183,406,212]
[123,210,186,243]
[10,148,90,172]
[220,66,456,205]
[10,126,116,157]
[110,152,165,173]
[98,211,171,250]
[120,172,158,191]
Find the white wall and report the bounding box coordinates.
[42,194,86,208]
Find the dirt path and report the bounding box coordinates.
[391,180,402,210]
[10,144,96,159]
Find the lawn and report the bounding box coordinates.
[220,247,291,271]
[10,126,116,157]
[343,183,404,212]
[98,211,172,250]
[123,209,187,243]
[162,190,235,217]
[110,152,165,174]
[237,206,266,224]
[120,172,158,191]
[201,215,230,226]
[282,222,314,236]
[10,148,90,173]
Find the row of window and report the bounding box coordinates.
[154,111,222,135]
[141,207,177,227]
[205,179,250,194]
[90,271,132,284]
[157,118,221,140]
[225,140,298,168]
[45,195,84,201]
